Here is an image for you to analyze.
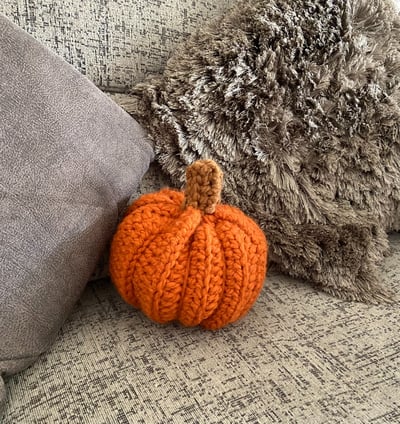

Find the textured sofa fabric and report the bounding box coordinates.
[0,0,235,91]
[2,163,400,423]
[0,14,153,413]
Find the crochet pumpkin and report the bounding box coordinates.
[109,160,268,330]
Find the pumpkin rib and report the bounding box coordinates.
[201,219,250,330]
[177,234,196,322]
[214,204,268,314]
[200,211,267,330]
[110,200,181,307]
[178,221,225,326]
[198,223,225,319]
[214,204,267,247]
[232,226,267,322]
[133,207,202,323]
[125,189,183,215]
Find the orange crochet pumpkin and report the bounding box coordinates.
[109,160,268,330]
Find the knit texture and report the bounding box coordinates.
[121,0,400,303]
[109,160,268,329]
[183,160,223,213]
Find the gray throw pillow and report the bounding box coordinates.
[122,0,400,304]
[0,14,153,411]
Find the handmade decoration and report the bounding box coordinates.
[109,160,268,329]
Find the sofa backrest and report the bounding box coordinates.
[1,0,236,91]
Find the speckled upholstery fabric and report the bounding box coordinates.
[0,0,235,91]
[2,165,399,423]
[2,164,399,422]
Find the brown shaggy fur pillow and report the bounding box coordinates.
[122,0,400,303]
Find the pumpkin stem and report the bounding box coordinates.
[182,160,223,214]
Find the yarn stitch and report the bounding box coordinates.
[109,160,268,329]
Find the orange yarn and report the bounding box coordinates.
[109,160,268,330]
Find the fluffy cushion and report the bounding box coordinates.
[123,0,400,303]
[0,14,153,411]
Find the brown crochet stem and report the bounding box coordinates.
[182,160,223,214]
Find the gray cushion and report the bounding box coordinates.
[0,14,153,412]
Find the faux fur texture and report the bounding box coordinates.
[122,0,400,303]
